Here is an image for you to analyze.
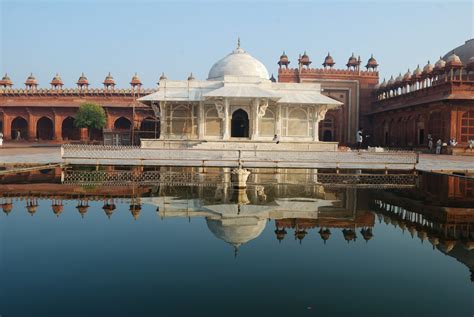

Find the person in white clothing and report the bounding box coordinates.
[435,139,442,154]
[356,128,364,151]
[427,134,433,152]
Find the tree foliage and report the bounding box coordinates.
[75,103,106,131]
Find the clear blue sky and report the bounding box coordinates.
[1,0,473,88]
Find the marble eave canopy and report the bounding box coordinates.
[138,76,342,108]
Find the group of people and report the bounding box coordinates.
[427,134,473,154]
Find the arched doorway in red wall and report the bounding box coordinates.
[114,117,132,130]
[61,117,81,141]
[139,117,160,139]
[11,117,28,140]
[36,117,54,140]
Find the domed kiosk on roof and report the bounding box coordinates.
[0,73,13,88]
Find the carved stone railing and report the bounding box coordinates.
[62,169,415,189]
[61,144,419,169]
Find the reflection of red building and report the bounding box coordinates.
[369,39,474,153]
[0,72,156,143]
[278,51,379,144]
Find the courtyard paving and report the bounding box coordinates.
[1,146,473,173]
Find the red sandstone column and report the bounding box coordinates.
[27,113,36,141]
[54,114,63,142]
[3,115,12,140]
[80,128,88,142]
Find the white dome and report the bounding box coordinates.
[208,46,270,80]
[206,218,266,248]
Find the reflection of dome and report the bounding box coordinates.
[208,44,269,80]
[2,202,13,214]
[442,39,474,65]
[52,204,63,217]
[319,228,331,244]
[206,218,266,248]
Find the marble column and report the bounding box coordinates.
[198,101,205,139]
[276,104,282,136]
[223,98,230,140]
[251,98,260,140]
[159,101,167,139]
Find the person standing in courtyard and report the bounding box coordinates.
[356,127,364,152]
[428,134,433,153]
[435,139,442,154]
[0,131,3,146]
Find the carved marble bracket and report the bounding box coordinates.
[151,101,162,118]
[215,98,225,120]
[316,105,328,121]
[258,98,269,118]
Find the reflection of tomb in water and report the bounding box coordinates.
[1,167,472,277]
[145,184,374,252]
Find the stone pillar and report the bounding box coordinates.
[3,114,12,140]
[27,112,36,141]
[80,128,88,142]
[251,98,260,140]
[312,111,319,142]
[276,104,282,136]
[53,113,62,141]
[159,101,167,139]
[223,98,230,140]
[198,101,205,139]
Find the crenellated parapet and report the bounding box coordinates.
[0,87,157,97]
[279,67,379,77]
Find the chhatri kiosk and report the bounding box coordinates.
[139,41,342,150]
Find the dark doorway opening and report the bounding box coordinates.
[139,117,160,139]
[114,117,132,130]
[36,117,54,140]
[11,117,28,140]
[62,117,81,141]
[231,109,249,138]
[323,130,333,141]
[418,129,425,145]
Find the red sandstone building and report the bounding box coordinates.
[277,51,379,144]
[369,39,474,153]
[0,72,156,143]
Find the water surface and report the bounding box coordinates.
[1,167,473,316]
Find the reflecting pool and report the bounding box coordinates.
[1,167,473,317]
